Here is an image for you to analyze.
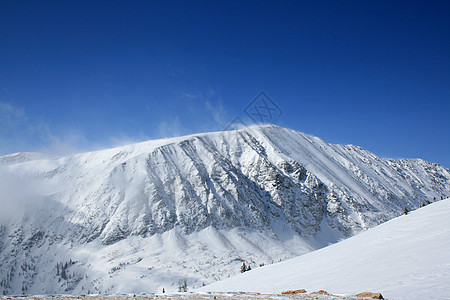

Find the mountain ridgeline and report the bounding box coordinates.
[1,125,449,295]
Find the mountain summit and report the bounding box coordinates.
[1,125,449,295]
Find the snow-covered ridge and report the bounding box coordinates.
[0,125,449,295]
[0,152,51,164]
[200,197,450,299]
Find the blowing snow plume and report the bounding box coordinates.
[0,155,59,225]
[0,165,38,224]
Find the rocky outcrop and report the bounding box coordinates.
[355,292,384,299]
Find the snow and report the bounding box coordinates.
[200,198,450,300]
[0,293,363,300]
[0,124,449,295]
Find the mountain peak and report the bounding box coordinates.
[1,126,449,295]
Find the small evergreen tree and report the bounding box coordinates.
[61,268,67,280]
[178,279,187,292]
[240,262,247,273]
[240,262,252,272]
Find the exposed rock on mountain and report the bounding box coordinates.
[1,125,449,295]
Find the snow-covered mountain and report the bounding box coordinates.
[0,125,449,295]
[200,197,450,300]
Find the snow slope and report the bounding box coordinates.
[200,198,450,299]
[0,125,449,295]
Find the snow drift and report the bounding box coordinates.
[200,197,450,300]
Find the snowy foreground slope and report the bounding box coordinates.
[200,198,450,299]
[0,125,449,295]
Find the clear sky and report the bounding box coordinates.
[0,1,449,166]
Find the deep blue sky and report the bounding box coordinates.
[1,1,449,166]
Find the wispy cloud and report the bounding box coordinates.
[0,87,247,157]
[179,87,231,132]
[205,99,228,128]
[181,92,201,100]
[155,117,184,139]
[43,129,90,155]
[0,100,89,156]
[0,101,27,126]
[108,133,149,148]
[0,100,40,154]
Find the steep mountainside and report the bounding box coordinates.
[0,125,449,295]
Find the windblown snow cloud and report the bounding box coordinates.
[0,165,40,224]
[0,154,61,224]
[0,100,114,156]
